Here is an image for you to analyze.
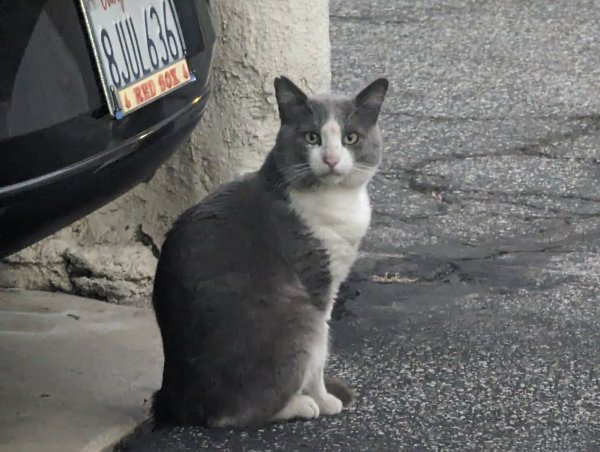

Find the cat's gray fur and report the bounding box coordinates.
[152,76,388,427]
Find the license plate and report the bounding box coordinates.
[79,0,194,118]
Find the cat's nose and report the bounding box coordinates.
[323,155,340,169]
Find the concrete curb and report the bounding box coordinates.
[0,290,162,452]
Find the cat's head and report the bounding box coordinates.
[273,76,388,190]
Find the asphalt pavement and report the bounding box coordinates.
[118,1,600,450]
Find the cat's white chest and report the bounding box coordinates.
[289,185,371,313]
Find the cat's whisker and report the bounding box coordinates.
[353,163,375,170]
[288,164,311,170]
[275,168,312,190]
[351,166,375,175]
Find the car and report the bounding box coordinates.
[0,0,216,258]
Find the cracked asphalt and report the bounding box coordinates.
[118,1,600,450]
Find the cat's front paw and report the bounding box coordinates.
[272,394,320,422]
[317,392,343,416]
[296,395,320,419]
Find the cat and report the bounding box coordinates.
[151,75,388,427]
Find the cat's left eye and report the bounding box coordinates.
[343,133,359,145]
[304,132,321,145]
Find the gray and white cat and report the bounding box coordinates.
[151,76,388,427]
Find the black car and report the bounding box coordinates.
[0,0,215,257]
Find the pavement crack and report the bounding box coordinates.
[402,181,600,214]
[419,239,575,263]
[462,196,561,214]
[399,113,600,190]
[407,175,453,203]
[462,188,600,204]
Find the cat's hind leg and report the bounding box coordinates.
[324,375,356,408]
[271,394,320,422]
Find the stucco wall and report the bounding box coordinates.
[0,0,331,306]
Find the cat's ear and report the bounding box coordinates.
[274,76,312,122]
[354,78,389,125]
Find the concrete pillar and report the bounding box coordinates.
[0,0,331,305]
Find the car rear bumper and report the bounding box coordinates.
[0,90,210,258]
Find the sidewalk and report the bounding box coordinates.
[0,290,162,452]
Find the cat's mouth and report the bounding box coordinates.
[314,169,346,184]
[312,164,351,177]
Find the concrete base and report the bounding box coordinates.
[0,290,161,452]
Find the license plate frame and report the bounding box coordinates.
[78,0,195,119]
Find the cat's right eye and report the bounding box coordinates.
[304,132,321,145]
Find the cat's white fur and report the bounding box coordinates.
[289,185,371,314]
[285,118,372,418]
[273,394,319,421]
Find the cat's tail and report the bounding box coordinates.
[324,375,356,408]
